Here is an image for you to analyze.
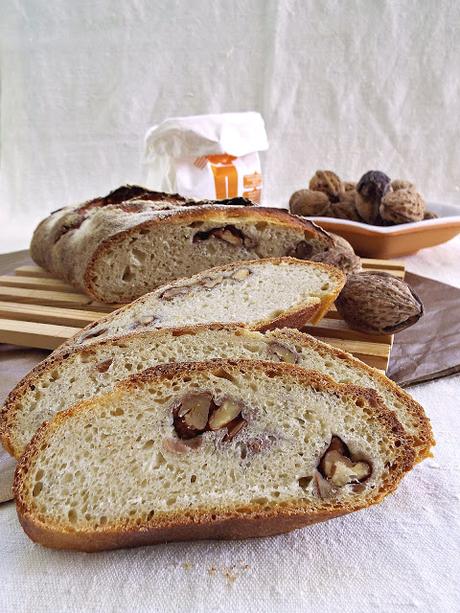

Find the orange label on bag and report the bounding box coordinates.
[206,154,238,199]
[243,188,262,203]
[192,154,263,201]
[243,172,262,189]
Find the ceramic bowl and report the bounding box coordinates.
[306,201,460,258]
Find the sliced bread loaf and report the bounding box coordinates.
[14,359,415,551]
[1,325,432,463]
[30,195,333,302]
[60,258,345,349]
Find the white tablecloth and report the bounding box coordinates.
[1,236,459,612]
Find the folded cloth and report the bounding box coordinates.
[387,272,460,387]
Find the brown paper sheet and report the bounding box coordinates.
[387,272,460,387]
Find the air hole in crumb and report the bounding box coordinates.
[298,476,313,490]
[252,497,268,505]
[147,510,155,521]
[35,469,44,481]
[111,407,124,416]
[213,368,237,383]
[32,482,43,497]
[143,439,154,449]
[190,474,197,483]
[394,440,401,448]
[68,510,77,524]
[321,283,330,291]
[355,398,365,408]
[99,516,108,526]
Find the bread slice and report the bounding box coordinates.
[1,325,432,463]
[14,359,415,552]
[31,192,333,302]
[59,258,345,350]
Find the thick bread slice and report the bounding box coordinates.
[14,359,415,552]
[30,196,332,302]
[1,325,432,463]
[59,258,345,350]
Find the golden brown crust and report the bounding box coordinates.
[16,502,346,552]
[14,359,415,552]
[82,207,333,301]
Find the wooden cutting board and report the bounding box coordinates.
[0,258,405,371]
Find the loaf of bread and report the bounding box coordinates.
[1,325,432,463]
[58,258,345,350]
[14,359,415,551]
[30,186,332,303]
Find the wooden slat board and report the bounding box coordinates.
[0,259,405,370]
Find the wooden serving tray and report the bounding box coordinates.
[0,259,405,371]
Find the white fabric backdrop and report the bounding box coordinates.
[1,0,460,252]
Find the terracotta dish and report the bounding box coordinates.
[307,202,460,258]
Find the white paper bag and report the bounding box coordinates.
[144,112,268,203]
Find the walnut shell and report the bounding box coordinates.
[335,272,424,334]
[423,210,439,220]
[311,232,361,275]
[343,181,356,192]
[329,233,355,254]
[289,189,331,216]
[356,171,391,224]
[391,179,416,192]
[311,249,362,275]
[330,194,361,221]
[379,189,425,224]
[309,170,343,203]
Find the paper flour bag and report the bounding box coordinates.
[144,112,268,203]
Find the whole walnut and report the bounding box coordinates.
[311,232,362,275]
[309,170,343,203]
[379,189,425,224]
[311,249,362,275]
[343,181,356,192]
[355,170,391,224]
[329,232,355,254]
[330,192,362,221]
[336,272,424,334]
[289,189,331,216]
[391,179,416,192]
